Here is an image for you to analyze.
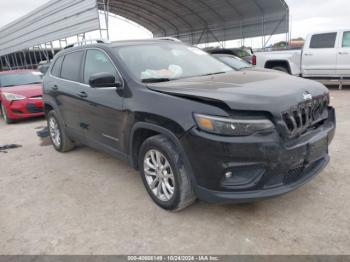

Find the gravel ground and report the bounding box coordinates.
[0,89,349,255]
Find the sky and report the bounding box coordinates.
[0,0,349,48]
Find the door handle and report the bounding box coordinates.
[304,53,313,56]
[339,52,349,55]
[78,91,88,98]
[52,85,58,91]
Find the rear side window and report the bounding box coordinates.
[342,31,350,48]
[51,56,64,77]
[61,51,84,82]
[310,33,337,49]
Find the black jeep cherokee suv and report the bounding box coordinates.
[43,40,336,211]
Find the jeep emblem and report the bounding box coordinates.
[303,92,313,101]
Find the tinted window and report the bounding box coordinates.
[310,33,337,49]
[214,55,250,70]
[51,56,64,77]
[0,72,42,87]
[84,50,117,84]
[61,51,84,82]
[342,32,350,48]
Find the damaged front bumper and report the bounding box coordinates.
[181,107,336,203]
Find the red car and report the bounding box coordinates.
[0,70,44,124]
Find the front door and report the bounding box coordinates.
[337,31,350,77]
[81,49,126,154]
[302,32,338,77]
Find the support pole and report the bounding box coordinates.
[22,50,28,69]
[262,16,265,48]
[50,42,55,61]
[0,57,3,71]
[99,0,110,40]
[5,55,12,70]
[28,48,34,69]
[38,46,44,63]
[33,47,39,67]
[14,53,19,69]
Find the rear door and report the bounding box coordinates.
[81,48,126,154]
[337,31,350,76]
[56,50,87,138]
[302,32,338,77]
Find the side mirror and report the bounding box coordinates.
[89,73,123,89]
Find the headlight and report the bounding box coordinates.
[2,92,26,101]
[194,113,274,136]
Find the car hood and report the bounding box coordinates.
[1,84,43,98]
[241,67,282,73]
[147,71,328,115]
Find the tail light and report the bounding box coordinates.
[252,55,257,66]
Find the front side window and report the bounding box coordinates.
[61,51,84,82]
[0,72,42,87]
[342,31,350,48]
[310,33,337,49]
[114,43,232,82]
[83,50,117,84]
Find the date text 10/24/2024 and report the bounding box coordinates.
[127,256,220,261]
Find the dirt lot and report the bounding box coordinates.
[0,89,349,255]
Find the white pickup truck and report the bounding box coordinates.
[253,30,350,79]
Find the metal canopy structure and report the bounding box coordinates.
[0,0,100,57]
[0,0,102,70]
[107,0,289,45]
[0,0,289,70]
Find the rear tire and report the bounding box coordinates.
[47,110,75,152]
[272,66,289,74]
[138,135,196,211]
[1,103,14,124]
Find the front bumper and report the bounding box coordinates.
[181,107,336,203]
[4,98,44,119]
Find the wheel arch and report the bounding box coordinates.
[43,101,66,124]
[128,122,197,184]
[264,60,291,74]
[44,103,54,116]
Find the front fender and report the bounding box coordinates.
[128,122,198,184]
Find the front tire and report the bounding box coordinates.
[139,135,196,211]
[1,103,14,124]
[47,110,75,152]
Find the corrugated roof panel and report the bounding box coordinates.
[109,0,289,44]
[0,0,100,56]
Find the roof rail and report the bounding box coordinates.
[154,37,182,43]
[64,39,111,49]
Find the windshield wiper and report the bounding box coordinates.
[27,82,42,85]
[142,78,172,83]
[201,72,226,77]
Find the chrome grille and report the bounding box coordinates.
[281,95,329,137]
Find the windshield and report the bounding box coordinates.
[114,43,232,82]
[0,72,43,87]
[214,55,251,70]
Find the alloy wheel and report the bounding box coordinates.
[143,150,175,201]
[49,117,61,148]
